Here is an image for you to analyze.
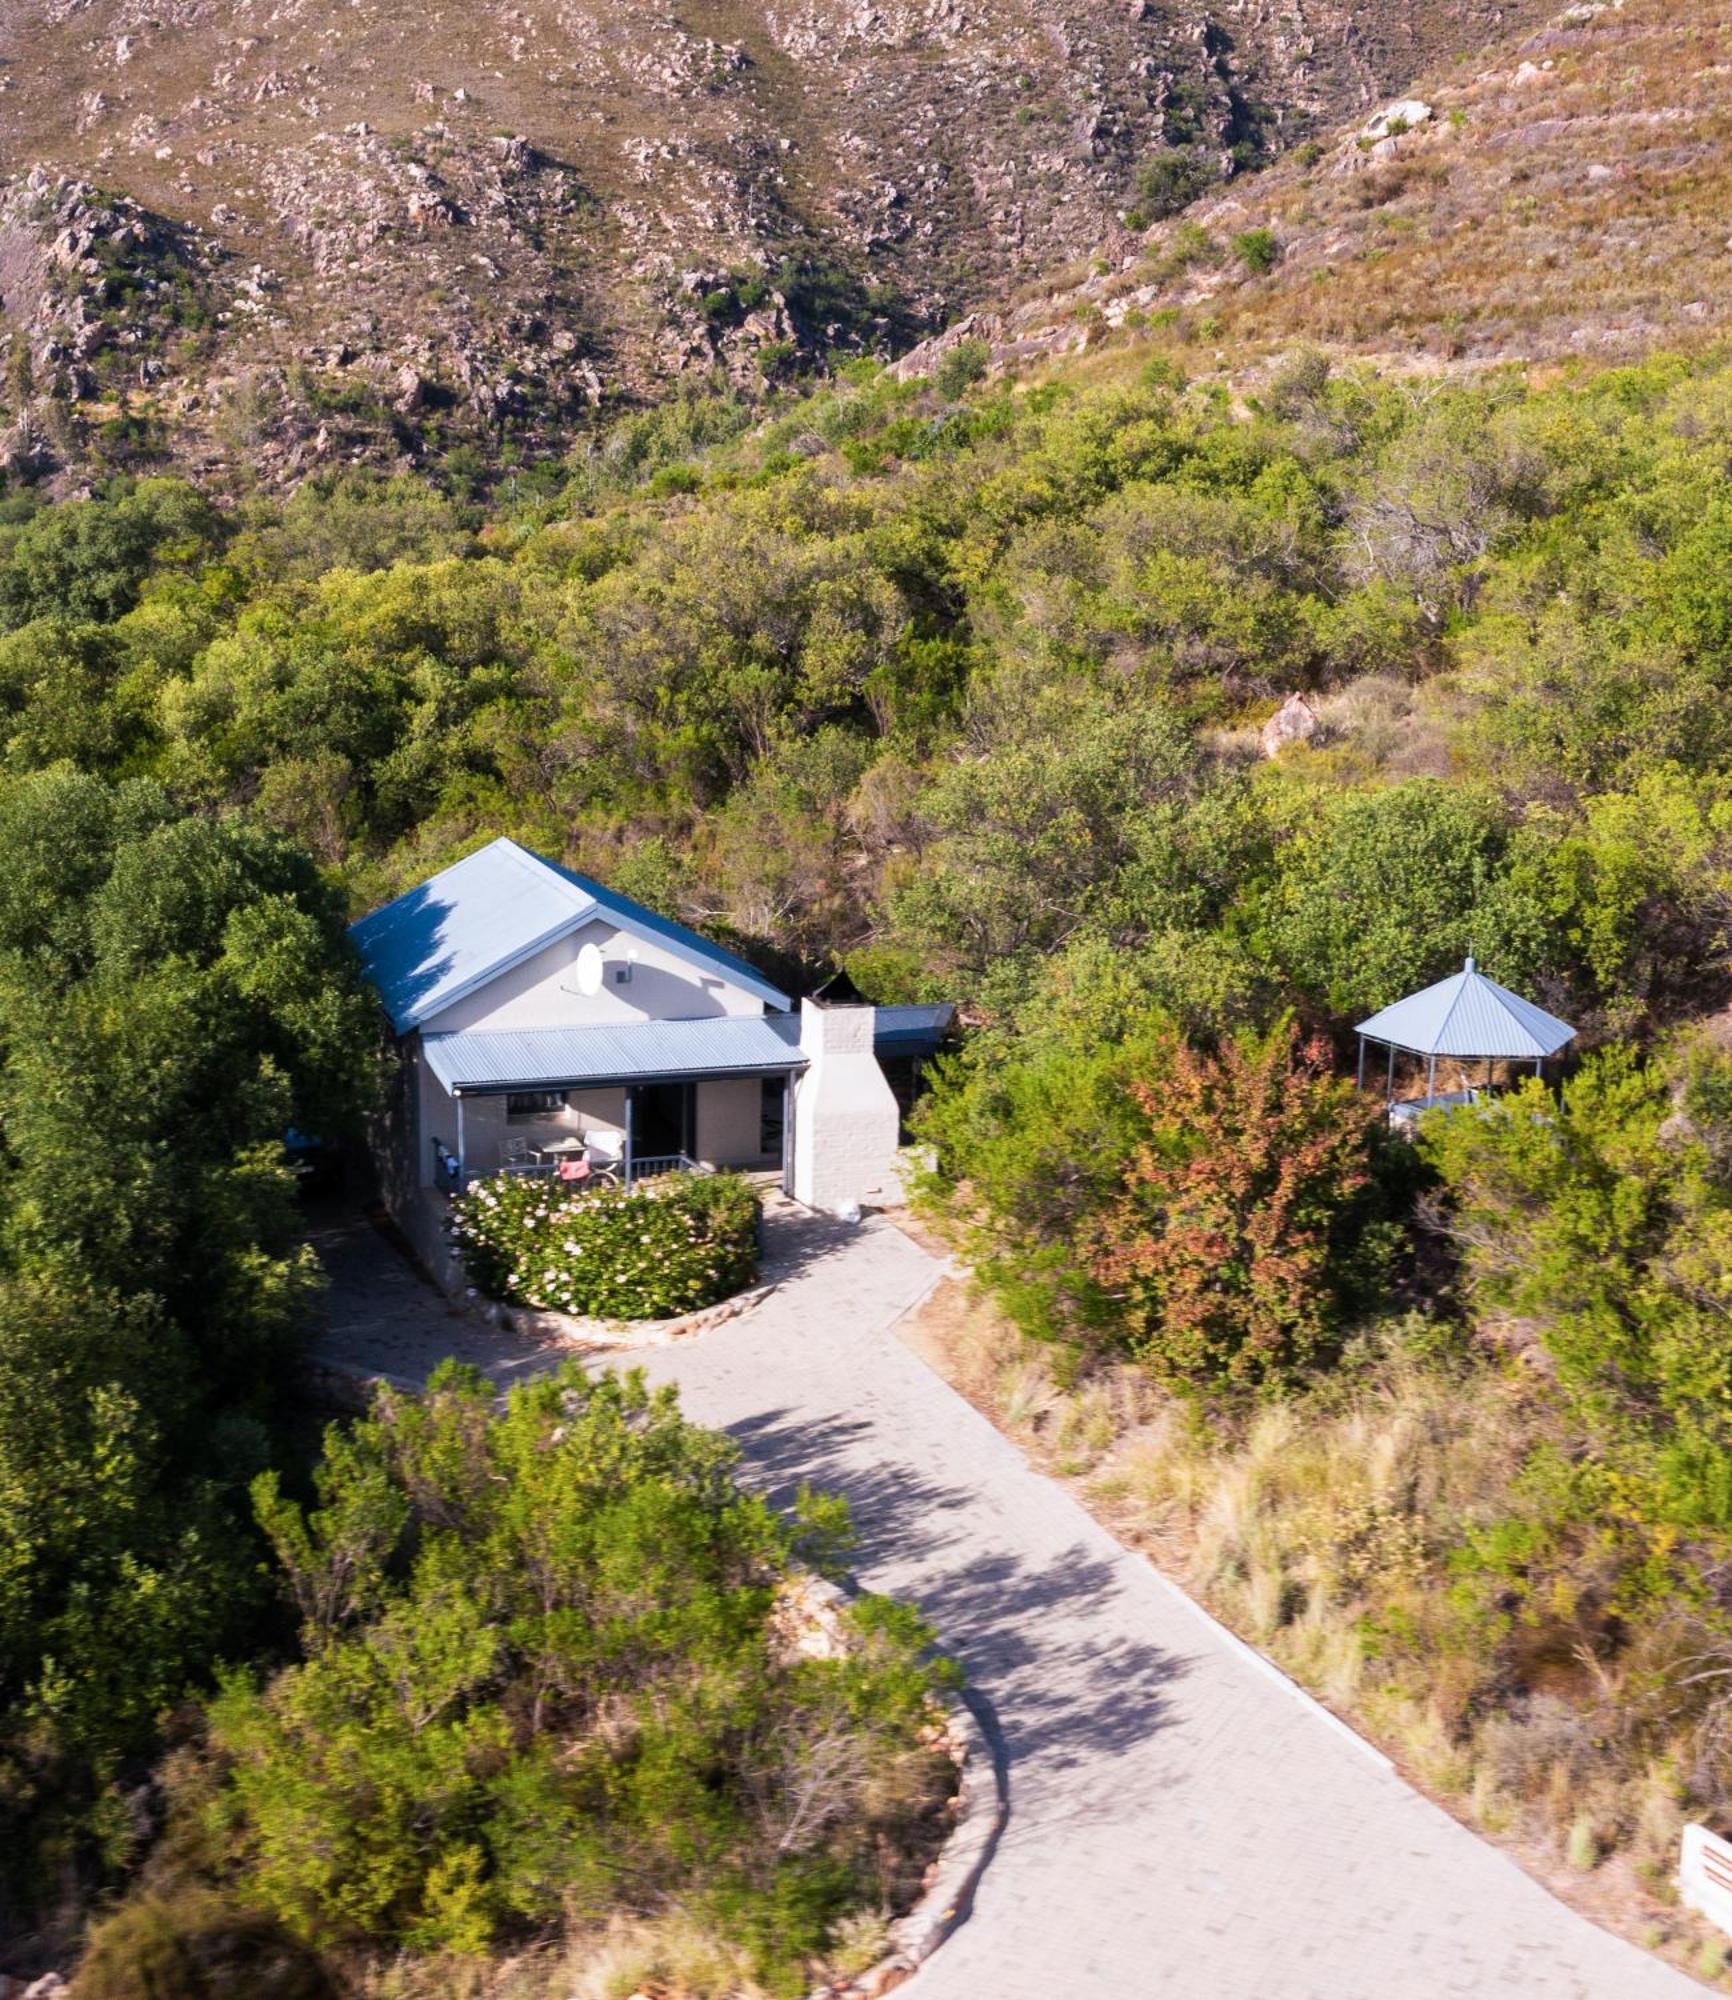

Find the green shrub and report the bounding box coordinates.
[934,337,990,399]
[71,1885,336,2000]
[1233,227,1281,276]
[452,1170,761,1318]
[204,1364,951,1988]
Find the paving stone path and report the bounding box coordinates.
[314,1204,1703,2000]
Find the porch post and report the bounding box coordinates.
[455,1094,466,1187]
[1426,1054,1437,1105]
[1356,1038,1366,1090]
[1385,1042,1395,1105]
[781,1071,794,1195]
[623,1088,636,1189]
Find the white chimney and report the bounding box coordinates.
[792,1000,903,1214]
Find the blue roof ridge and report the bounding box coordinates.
[352,836,790,1033]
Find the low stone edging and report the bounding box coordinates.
[809,1684,1006,1999]
[479,1272,782,1351]
[304,1357,425,1413]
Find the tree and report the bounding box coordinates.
[1086,1019,1378,1388]
[0,480,224,630]
[201,1364,947,1986]
[0,771,383,1921]
[1259,778,1518,1019]
[1420,1040,1732,1528]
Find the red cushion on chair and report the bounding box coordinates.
[558,1158,591,1182]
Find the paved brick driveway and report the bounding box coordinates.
[315,1204,1703,1999]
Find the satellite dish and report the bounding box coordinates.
[574,942,605,996]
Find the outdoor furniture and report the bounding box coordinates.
[538,1132,621,1187]
[499,1135,535,1169]
[1387,1087,1479,1131]
[581,1131,625,1186]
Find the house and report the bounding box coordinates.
[350,839,949,1248]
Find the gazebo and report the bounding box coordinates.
[1355,956,1576,1119]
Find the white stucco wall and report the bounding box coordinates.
[696,1076,773,1169]
[424,918,766,1034]
[398,919,784,1187]
[792,1001,903,1213]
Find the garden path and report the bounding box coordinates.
[314,1200,1704,1999]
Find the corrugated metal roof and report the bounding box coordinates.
[872,1002,956,1054]
[424,1015,808,1093]
[350,837,790,1031]
[1356,958,1576,1059]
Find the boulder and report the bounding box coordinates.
[1260,692,1320,758]
[1360,98,1431,143]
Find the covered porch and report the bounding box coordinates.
[419,1017,805,1192]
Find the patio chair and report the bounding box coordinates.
[584,1132,624,1186]
[499,1135,535,1170]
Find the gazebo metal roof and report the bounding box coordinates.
[1355,957,1575,1061]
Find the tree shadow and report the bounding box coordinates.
[725,1403,1190,1795]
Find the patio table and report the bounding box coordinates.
[536,1136,589,1161]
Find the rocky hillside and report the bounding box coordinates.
[0,0,1549,484]
[913,0,1732,380]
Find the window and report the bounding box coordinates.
[506,1090,567,1118]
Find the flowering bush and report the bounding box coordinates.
[451,1169,761,1318]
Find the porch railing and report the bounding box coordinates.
[440,1142,702,1192]
[624,1153,701,1186]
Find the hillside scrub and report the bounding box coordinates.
[6,356,1732,1043]
[122,1363,954,1997]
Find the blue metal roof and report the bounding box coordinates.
[1356,958,1576,1060]
[871,1002,956,1055]
[350,838,790,1032]
[424,1015,808,1093]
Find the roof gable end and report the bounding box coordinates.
[350,837,789,1034]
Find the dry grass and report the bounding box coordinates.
[352,1917,768,2000]
[904,1275,1732,1987]
[971,0,1732,380]
[348,1901,899,1999]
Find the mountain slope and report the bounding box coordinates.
[0,0,1550,482]
[923,0,1732,378]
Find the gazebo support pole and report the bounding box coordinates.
[1427,1054,1437,1106]
[1357,1038,1366,1090]
[1386,1042,1395,1106]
